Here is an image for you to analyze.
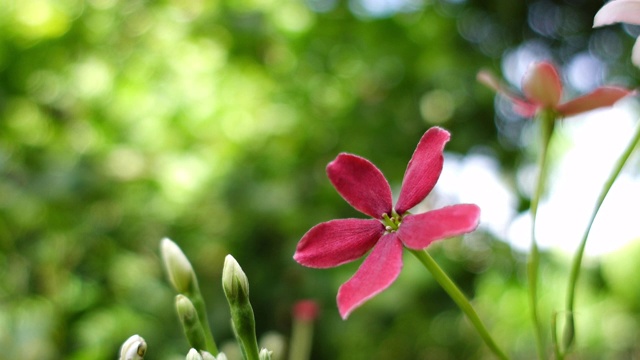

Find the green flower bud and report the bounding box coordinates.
[176,294,207,351]
[222,255,250,305]
[119,334,147,360]
[222,255,260,360]
[186,348,203,360]
[161,238,197,294]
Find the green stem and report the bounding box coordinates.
[188,287,219,355]
[288,318,314,360]
[231,304,261,360]
[409,249,509,360]
[551,312,563,360]
[529,111,556,360]
[562,121,640,353]
[176,295,207,351]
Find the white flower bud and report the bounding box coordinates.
[222,255,249,304]
[258,348,273,360]
[119,334,147,360]
[212,352,227,360]
[200,350,217,360]
[186,348,203,360]
[161,238,196,294]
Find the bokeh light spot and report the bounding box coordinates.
[420,89,455,124]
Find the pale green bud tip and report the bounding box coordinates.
[161,238,196,294]
[188,349,224,360]
[259,331,286,358]
[259,348,273,360]
[222,255,249,302]
[175,294,197,322]
[213,352,227,360]
[119,334,147,360]
[200,351,218,360]
[186,348,203,360]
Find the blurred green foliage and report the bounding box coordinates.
[1,0,639,359]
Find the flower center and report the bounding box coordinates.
[381,211,402,233]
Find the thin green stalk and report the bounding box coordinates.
[176,294,207,351]
[409,249,509,360]
[161,238,219,354]
[528,110,556,360]
[189,290,219,354]
[288,318,314,360]
[562,121,640,353]
[551,312,562,360]
[527,242,543,360]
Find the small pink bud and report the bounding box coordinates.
[293,300,319,322]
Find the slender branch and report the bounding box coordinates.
[188,287,219,354]
[562,121,640,352]
[409,249,509,360]
[529,111,556,360]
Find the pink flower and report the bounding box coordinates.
[477,61,631,118]
[293,127,480,319]
[594,0,640,67]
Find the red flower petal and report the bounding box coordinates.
[398,204,480,250]
[477,70,518,98]
[327,153,393,219]
[294,218,384,268]
[337,233,403,319]
[395,127,449,214]
[522,62,563,108]
[512,98,540,118]
[557,86,632,117]
[477,69,541,117]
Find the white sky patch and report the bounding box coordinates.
[508,104,640,256]
[437,152,517,240]
[437,102,639,256]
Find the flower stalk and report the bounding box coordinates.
[409,249,509,360]
[161,238,219,354]
[528,109,556,360]
[177,294,208,352]
[562,120,640,354]
[223,255,261,360]
[288,300,319,360]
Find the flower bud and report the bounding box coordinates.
[176,294,207,351]
[213,352,227,360]
[186,348,203,360]
[222,255,260,360]
[293,300,319,323]
[222,255,250,305]
[186,349,222,360]
[259,348,273,360]
[200,351,218,360]
[289,300,318,360]
[259,331,286,360]
[119,334,147,360]
[161,238,197,294]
